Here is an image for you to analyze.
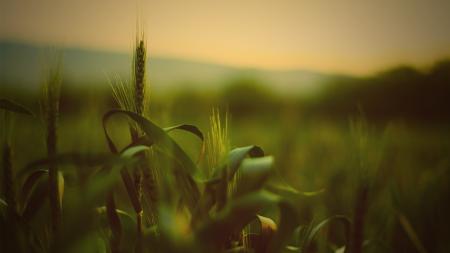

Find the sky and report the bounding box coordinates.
[1,0,450,75]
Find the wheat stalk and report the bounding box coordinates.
[1,110,25,253]
[205,108,229,178]
[110,31,156,251]
[2,111,17,219]
[41,60,62,235]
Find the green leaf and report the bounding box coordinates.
[51,163,135,253]
[19,153,140,221]
[165,124,205,163]
[19,153,118,177]
[226,146,264,180]
[233,156,274,198]
[266,182,325,198]
[0,198,6,207]
[0,98,33,115]
[104,110,198,175]
[0,198,7,216]
[96,206,135,223]
[21,175,49,221]
[268,201,299,253]
[103,109,200,212]
[283,246,300,252]
[101,116,153,216]
[164,124,204,141]
[199,146,265,213]
[301,189,326,197]
[244,215,278,253]
[20,169,48,213]
[121,145,150,158]
[0,199,8,218]
[398,212,428,253]
[118,145,150,214]
[301,215,351,253]
[196,190,280,249]
[121,135,154,153]
[97,205,137,250]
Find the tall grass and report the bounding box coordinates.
[1,99,33,253]
[1,111,16,219]
[110,31,154,252]
[1,110,20,252]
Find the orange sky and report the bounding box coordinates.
[1,0,450,74]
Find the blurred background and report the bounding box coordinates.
[1,0,450,252]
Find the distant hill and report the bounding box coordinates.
[0,41,331,96]
[307,61,450,123]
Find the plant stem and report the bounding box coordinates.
[350,184,368,253]
[106,191,122,253]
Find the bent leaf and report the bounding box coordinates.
[165,124,205,163]
[121,145,150,158]
[0,98,33,115]
[19,153,118,177]
[301,215,351,253]
[103,109,200,211]
[398,212,428,253]
[233,156,274,198]
[268,201,299,253]
[104,110,199,175]
[164,124,204,141]
[120,145,150,214]
[226,145,264,180]
[21,176,49,221]
[96,206,135,223]
[244,215,277,253]
[21,169,48,213]
[196,190,280,249]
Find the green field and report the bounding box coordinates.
[1,41,450,253]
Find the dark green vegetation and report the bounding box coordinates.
[1,40,450,253]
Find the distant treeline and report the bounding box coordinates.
[308,60,450,123]
[215,60,450,124]
[2,60,449,124]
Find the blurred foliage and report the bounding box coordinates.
[309,60,450,124]
[1,59,449,252]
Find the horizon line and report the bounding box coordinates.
[1,38,448,78]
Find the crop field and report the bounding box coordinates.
[1,33,449,253]
[2,0,450,250]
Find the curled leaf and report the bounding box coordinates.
[20,169,48,213]
[301,215,351,253]
[165,124,205,163]
[233,156,274,198]
[226,146,264,180]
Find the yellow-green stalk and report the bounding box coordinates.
[205,108,229,178]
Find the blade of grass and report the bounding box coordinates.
[397,212,428,253]
[0,98,33,115]
[301,215,351,253]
